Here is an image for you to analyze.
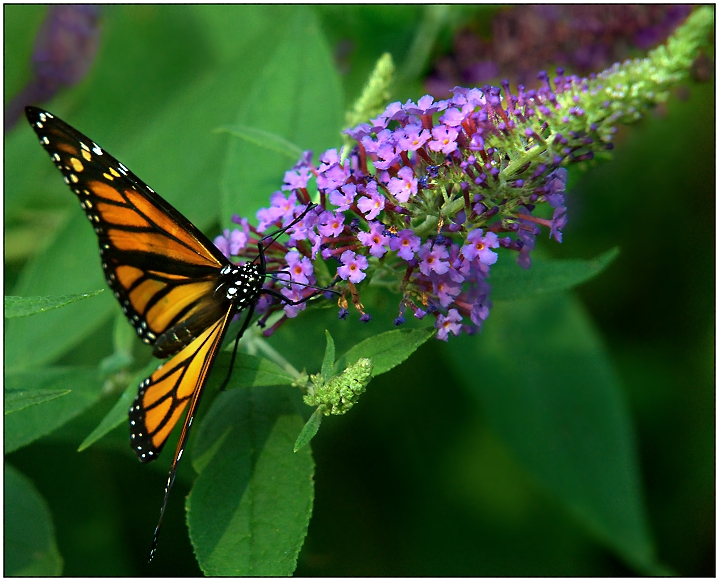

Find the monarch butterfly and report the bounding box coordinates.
[25,106,326,562]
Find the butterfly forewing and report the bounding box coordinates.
[25,107,228,348]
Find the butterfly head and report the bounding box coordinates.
[216,262,264,307]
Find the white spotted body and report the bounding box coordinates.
[216,262,264,306]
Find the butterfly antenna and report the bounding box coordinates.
[253,203,318,263]
[267,271,342,297]
[261,275,341,307]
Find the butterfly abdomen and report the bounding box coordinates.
[152,293,228,358]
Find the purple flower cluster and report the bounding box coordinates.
[216,80,578,340]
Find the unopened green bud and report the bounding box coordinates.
[343,53,395,150]
[304,358,373,415]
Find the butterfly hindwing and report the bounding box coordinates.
[128,308,234,463]
[25,107,228,352]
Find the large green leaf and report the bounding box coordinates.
[491,247,619,302]
[208,352,296,390]
[5,6,217,222]
[5,388,71,415]
[187,386,314,575]
[4,464,63,576]
[5,217,115,371]
[189,5,297,66]
[4,290,104,318]
[5,367,102,453]
[220,6,343,222]
[335,327,436,375]
[217,125,304,161]
[77,360,159,452]
[4,6,45,103]
[445,293,659,573]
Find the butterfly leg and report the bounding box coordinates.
[217,304,255,392]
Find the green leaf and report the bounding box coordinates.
[5,388,71,415]
[98,351,134,378]
[445,293,658,573]
[188,386,314,575]
[77,382,135,452]
[220,6,343,223]
[77,360,158,452]
[209,352,296,390]
[4,290,104,318]
[111,310,138,355]
[216,124,303,160]
[189,5,297,65]
[400,5,452,81]
[491,247,619,302]
[294,407,324,452]
[5,367,102,454]
[5,218,117,371]
[320,330,335,383]
[335,327,436,376]
[5,464,63,576]
[6,6,211,220]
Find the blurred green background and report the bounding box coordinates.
[4,5,714,576]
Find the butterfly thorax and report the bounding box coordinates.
[215,263,264,307]
[148,262,264,360]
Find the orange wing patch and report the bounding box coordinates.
[123,188,220,263]
[55,141,79,155]
[108,229,217,267]
[128,278,167,315]
[115,265,144,289]
[152,406,187,452]
[128,309,232,462]
[88,180,126,204]
[96,201,152,228]
[144,281,215,332]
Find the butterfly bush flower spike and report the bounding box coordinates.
[218,8,713,340]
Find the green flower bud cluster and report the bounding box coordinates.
[304,358,373,416]
[552,6,714,137]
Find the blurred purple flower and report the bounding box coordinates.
[6,5,101,131]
